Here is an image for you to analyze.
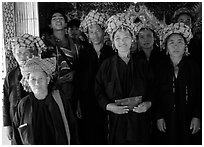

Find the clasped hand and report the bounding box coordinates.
[106,101,151,114]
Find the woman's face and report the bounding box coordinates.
[167,34,185,58]
[14,47,33,66]
[138,29,154,50]
[50,12,67,31]
[28,71,50,95]
[88,24,104,45]
[113,29,132,54]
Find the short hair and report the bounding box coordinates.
[48,9,68,24]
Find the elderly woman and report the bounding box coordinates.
[3,34,45,144]
[74,10,115,144]
[95,13,153,144]
[14,57,78,145]
[155,23,201,144]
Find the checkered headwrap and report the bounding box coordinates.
[79,10,108,37]
[9,33,47,57]
[106,13,136,41]
[160,23,193,50]
[21,57,56,78]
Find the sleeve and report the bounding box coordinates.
[3,74,12,126]
[95,61,111,111]
[190,61,202,119]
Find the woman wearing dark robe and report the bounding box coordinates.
[155,23,201,144]
[95,13,153,144]
[14,57,79,145]
[76,10,115,144]
[3,34,45,145]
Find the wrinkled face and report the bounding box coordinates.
[68,26,80,39]
[113,29,132,54]
[28,71,50,95]
[50,13,67,30]
[167,34,185,58]
[138,29,154,49]
[13,47,33,66]
[177,14,192,28]
[88,24,104,45]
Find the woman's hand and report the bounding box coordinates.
[190,117,201,134]
[106,103,129,114]
[157,118,166,132]
[5,126,13,140]
[133,101,151,113]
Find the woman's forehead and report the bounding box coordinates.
[168,33,184,40]
[88,24,101,31]
[29,71,47,78]
[139,29,153,35]
[115,29,131,37]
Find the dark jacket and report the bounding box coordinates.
[155,56,201,144]
[75,43,115,144]
[95,54,154,144]
[14,91,79,145]
[3,66,28,144]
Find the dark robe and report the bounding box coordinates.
[14,91,79,145]
[3,66,29,145]
[155,56,202,145]
[95,54,153,144]
[75,43,115,144]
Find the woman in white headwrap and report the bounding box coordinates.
[3,33,45,145]
[13,57,79,145]
[155,23,201,144]
[95,13,153,144]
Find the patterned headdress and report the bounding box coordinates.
[106,13,136,41]
[79,10,109,37]
[9,33,47,57]
[126,4,164,37]
[21,57,56,78]
[172,7,195,23]
[160,23,193,52]
[20,57,56,92]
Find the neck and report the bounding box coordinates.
[53,30,66,41]
[34,90,48,100]
[170,55,182,66]
[143,47,153,61]
[118,52,130,64]
[93,42,103,51]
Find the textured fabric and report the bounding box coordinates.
[20,57,56,78]
[160,23,193,50]
[106,13,136,41]
[80,10,108,37]
[9,33,47,57]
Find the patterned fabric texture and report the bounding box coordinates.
[105,13,136,41]
[160,22,193,50]
[79,10,109,37]
[20,57,56,78]
[8,33,47,57]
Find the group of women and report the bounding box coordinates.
[3,6,201,145]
